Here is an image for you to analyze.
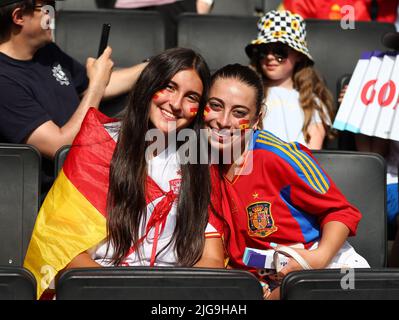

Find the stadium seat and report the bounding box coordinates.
[0,267,36,300]
[0,144,41,266]
[56,267,264,300]
[54,145,71,177]
[210,0,258,16]
[312,150,386,267]
[262,0,282,12]
[305,20,396,100]
[56,0,98,11]
[281,269,399,300]
[55,10,166,68]
[178,14,258,72]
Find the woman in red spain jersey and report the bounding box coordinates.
[205,63,369,299]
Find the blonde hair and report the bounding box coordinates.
[292,59,335,144]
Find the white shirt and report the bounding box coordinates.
[262,87,329,147]
[90,125,218,266]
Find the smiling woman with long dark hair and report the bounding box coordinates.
[105,47,223,267]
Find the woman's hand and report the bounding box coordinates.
[275,247,330,278]
[264,246,331,300]
[86,46,114,92]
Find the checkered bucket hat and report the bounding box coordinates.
[245,10,313,62]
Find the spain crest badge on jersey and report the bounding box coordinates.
[247,202,277,237]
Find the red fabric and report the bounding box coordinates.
[284,0,398,23]
[63,108,117,217]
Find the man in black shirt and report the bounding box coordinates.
[0,0,145,158]
[0,0,146,193]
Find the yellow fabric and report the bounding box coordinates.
[23,170,106,299]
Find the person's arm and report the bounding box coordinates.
[102,62,148,100]
[307,122,326,150]
[194,237,225,268]
[196,0,213,14]
[66,252,102,269]
[25,47,114,159]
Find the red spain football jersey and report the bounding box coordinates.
[218,130,362,273]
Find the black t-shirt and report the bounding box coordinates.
[0,42,88,143]
[0,42,89,197]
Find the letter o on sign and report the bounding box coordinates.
[378,80,396,107]
[361,80,377,106]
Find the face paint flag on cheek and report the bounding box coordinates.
[153,89,166,101]
[239,119,250,130]
[190,107,199,117]
[203,105,211,119]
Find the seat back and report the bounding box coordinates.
[262,0,282,12]
[306,20,396,99]
[312,150,386,267]
[281,269,399,300]
[0,144,41,266]
[55,10,166,68]
[56,0,98,11]
[0,267,36,300]
[178,14,258,72]
[54,145,71,177]
[57,267,264,300]
[210,0,257,15]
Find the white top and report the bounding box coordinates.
[262,87,329,147]
[89,125,218,266]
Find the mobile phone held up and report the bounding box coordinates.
[97,23,111,58]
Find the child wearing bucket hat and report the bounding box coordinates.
[246,10,335,150]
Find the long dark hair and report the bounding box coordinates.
[107,48,211,266]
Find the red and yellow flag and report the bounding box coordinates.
[23,108,118,299]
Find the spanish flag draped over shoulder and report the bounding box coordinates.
[24,108,117,299]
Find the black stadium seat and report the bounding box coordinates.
[281,269,399,300]
[262,0,282,12]
[56,0,98,11]
[210,0,258,16]
[178,14,258,72]
[56,267,264,300]
[0,144,41,267]
[0,267,36,300]
[55,10,166,116]
[55,10,166,68]
[312,150,387,268]
[54,145,71,177]
[306,20,396,99]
